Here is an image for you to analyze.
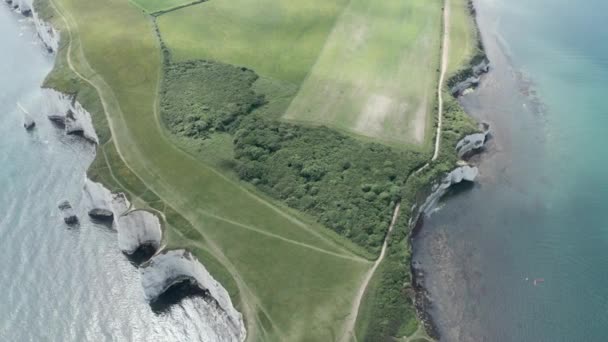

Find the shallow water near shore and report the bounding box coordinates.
[0,6,229,341]
[413,0,608,341]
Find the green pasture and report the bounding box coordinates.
[447,0,478,74]
[284,0,442,147]
[157,0,349,84]
[45,0,371,340]
[39,0,479,339]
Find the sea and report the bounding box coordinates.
[0,6,223,342]
[413,0,608,341]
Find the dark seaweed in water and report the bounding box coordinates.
[411,216,441,340]
[150,277,211,314]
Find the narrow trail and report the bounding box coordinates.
[50,0,453,339]
[340,0,453,340]
[433,0,451,162]
[49,0,362,260]
[47,2,369,340]
[339,203,401,342]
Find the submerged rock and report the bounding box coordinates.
[58,200,78,225]
[141,249,246,342]
[23,114,35,130]
[58,200,71,210]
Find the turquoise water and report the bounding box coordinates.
[413,0,608,341]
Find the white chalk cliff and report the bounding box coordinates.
[142,250,247,342]
[16,2,247,339]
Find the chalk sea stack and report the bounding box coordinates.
[23,114,35,130]
[88,208,114,222]
[47,114,66,127]
[58,200,78,225]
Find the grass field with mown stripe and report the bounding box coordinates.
[159,0,442,147]
[157,0,349,84]
[284,0,442,147]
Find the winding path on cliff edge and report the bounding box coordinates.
[340,0,452,340]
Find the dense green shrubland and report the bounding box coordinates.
[159,59,430,254]
[234,117,428,253]
[159,49,478,339]
[160,60,265,139]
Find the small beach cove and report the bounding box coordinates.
[412,0,608,341]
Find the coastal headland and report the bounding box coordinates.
[10,0,490,340]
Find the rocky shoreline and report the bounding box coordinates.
[7,2,246,340]
[408,0,491,339]
[409,134,489,339]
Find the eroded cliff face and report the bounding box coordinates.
[418,165,479,217]
[43,90,99,144]
[83,179,163,258]
[117,210,162,256]
[141,250,247,342]
[456,123,490,159]
[12,2,248,339]
[10,0,59,52]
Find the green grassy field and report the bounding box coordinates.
[158,0,442,147]
[447,0,479,74]
[44,0,372,340]
[284,0,442,146]
[38,0,480,339]
[129,0,201,14]
[158,0,349,84]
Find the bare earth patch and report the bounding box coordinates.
[412,92,429,144]
[355,94,397,137]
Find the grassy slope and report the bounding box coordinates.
[43,0,372,341]
[446,0,478,75]
[157,0,349,84]
[353,0,480,340]
[284,0,441,147]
